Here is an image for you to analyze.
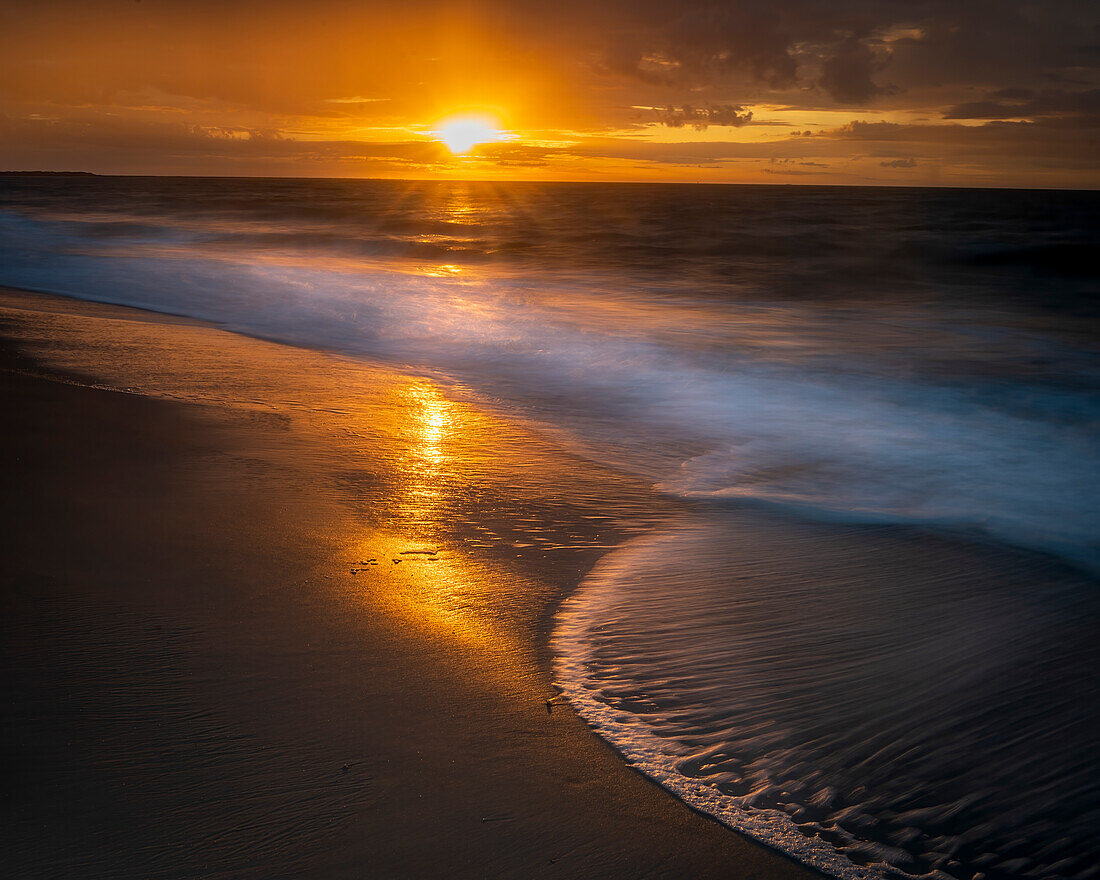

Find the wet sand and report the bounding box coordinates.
[0,287,819,879]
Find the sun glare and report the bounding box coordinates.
[435,116,505,154]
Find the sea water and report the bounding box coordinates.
[1,176,1097,879]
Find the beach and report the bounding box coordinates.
[1,287,820,879]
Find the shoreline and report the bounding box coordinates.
[1,286,820,879]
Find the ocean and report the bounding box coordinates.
[1,175,1097,880]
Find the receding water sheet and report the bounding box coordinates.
[556,514,1100,880]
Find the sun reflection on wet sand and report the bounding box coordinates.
[393,380,456,541]
[341,529,536,659]
[410,381,450,466]
[1,288,646,668]
[331,372,532,651]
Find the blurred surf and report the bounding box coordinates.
[1,176,1096,569]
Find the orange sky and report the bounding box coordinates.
[1,0,1098,187]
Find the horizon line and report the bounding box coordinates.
[2,170,1097,193]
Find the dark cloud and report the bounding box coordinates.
[818,36,896,104]
[657,104,753,129]
[990,87,1036,101]
[591,0,1100,114]
[944,88,1100,119]
[834,120,903,138]
[769,157,830,168]
[883,2,1100,91]
[825,116,1099,176]
[550,119,1098,187]
[4,2,1099,118]
[600,6,797,88]
[660,6,798,87]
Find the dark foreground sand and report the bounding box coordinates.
[1,288,818,879]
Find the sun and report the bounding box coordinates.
[434,116,506,155]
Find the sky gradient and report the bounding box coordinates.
[2,0,1098,186]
